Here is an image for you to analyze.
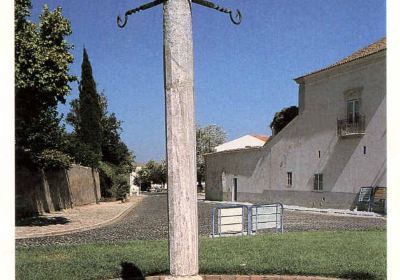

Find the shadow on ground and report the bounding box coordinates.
[16,216,70,227]
[340,271,378,280]
[120,262,145,280]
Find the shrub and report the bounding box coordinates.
[113,174,130,200]
[36,149,71,169]
[98,161,130,199]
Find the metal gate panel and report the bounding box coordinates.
[211,203,283,238]
[219,207,243,234]
[250,203,283,233]
[211,205,247,237]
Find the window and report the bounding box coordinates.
[347,99,360,123]
[287,172,293,187]
[314,173,323,190]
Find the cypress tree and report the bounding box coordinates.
[78,48,102,166]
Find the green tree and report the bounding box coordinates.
[97,161,130,199]
[135,160,166,191]
[100,96,131,167]
[15,2,74,104]
[269,106,298,135]
[159,159,167,186]
[76,48,103,167]
[67,91,134,170]
[196,124,227,188]
[67,65,134,198]
[15,0,75,169]
[135,165,152,191]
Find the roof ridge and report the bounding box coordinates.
[329,37,386,68]
[295,37,386,81]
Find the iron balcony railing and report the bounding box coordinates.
[337,115,365,137]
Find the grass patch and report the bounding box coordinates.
[16,230,386,280]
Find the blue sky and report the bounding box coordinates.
[30,0,386,163]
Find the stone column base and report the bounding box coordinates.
[165,275,202,280]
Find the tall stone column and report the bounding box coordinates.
[163,0,200,279]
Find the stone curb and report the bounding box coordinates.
[284,206,386,219]
[16,199,141,239]
[202,200,386,219]
[285,208,386,219]
[110,275,344,280]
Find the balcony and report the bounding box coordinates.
[337,115,365,137]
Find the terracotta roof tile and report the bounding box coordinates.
[295,37,386,81]
[205,146,262,156]
[251,134,270,142]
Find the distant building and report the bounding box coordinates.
[215,134,270,152]
[129,165,143,196]
[205,38,386,210]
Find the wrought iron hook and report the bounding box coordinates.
[229,9,241,25]
[117,0,241,28]
[192,0,242,25]
[116,0,164,28]
[117,14,128,28]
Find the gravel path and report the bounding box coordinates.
[16,194,385,248]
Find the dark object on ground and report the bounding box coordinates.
[16,216,70,227]
[120,262,144,280]
[339,271,377,280]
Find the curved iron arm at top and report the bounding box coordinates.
[229,9,241,25]
[117,0,165,28]
[192,0,242,25]
[117,14,129,28]
[117,0,242,28]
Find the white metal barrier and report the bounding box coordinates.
[211,203,284,237]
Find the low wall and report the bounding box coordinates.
[229,190,358,210]
[207,189,358,210]
[16,164,100,217]
[68,166,100,206]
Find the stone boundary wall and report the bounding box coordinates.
[16,164,100,217]
[68,166,100,206]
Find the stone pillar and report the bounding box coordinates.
[163,0,200,279]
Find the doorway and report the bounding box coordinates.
[232,178,238,202]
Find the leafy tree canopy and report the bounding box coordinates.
[15,0,75,169]
[269,106,299,135]
[196,124,227,185]
[135,160,167,191]
[15,1,75,105]
[67,91,134,170]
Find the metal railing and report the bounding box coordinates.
[250,203,284,234]
[337,115,365,137]
[356,186,386,214]
[211,204,249,237]
[211,203,284,237]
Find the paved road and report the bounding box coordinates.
[16,194,386,248]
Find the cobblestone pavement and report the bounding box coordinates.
[16,194,386,248]
[16,198,141,239]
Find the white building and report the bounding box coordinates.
[205,38,386,210]
[129,165,142,196]
[215,135,269,152]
